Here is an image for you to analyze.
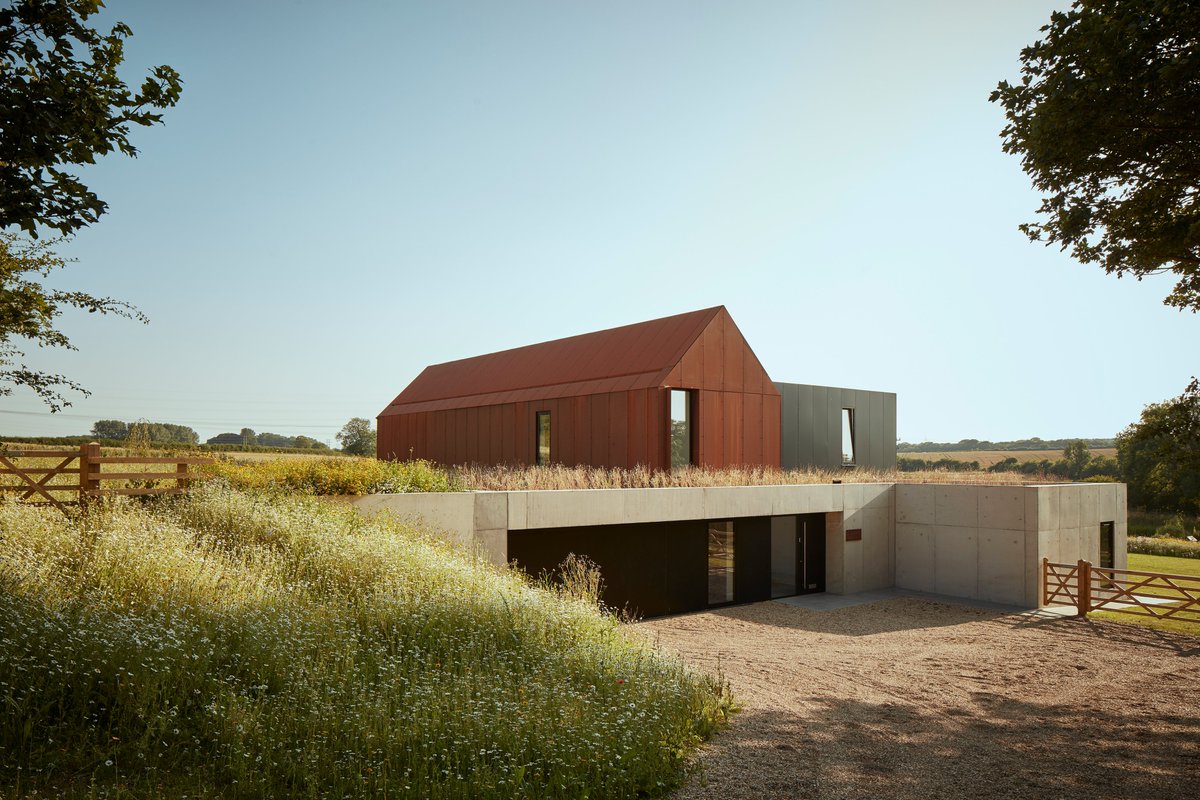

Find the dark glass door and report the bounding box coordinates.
[771,514,825,597]
[797,515,826,594]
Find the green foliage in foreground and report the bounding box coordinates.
[0,486,730,799]
[1127,536,1200,561]
[200,456,454,495]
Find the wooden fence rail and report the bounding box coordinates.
[1043,558,1200,624]
[0,443,211,511]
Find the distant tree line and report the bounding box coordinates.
[900,441,1120,481]
[87,420,331,450]
[897,437,1115,453]
[206,428,329,450]
[92,419,198,444]
[896,456,983,472]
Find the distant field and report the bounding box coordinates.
[903,448,1118,467]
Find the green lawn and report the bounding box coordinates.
[1089,553,1200,636]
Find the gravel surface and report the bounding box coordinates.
[638,598,1200,800]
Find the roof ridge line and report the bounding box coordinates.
[649,305,724,387]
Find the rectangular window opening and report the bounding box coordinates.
[1100,521,1114,569]
[841,408,856,466]
[535,411,551,466]
[670,389,693,470]
[707,521,735,605]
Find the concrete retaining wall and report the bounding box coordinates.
[893,483,1127,607]
[350,480,1125,609]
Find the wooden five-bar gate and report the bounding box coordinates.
[0,443,211,511]
[1043,558,1200,625]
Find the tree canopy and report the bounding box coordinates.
[89,418,126,439]
[1117,378,1200,513]
[337,418,376,457]
[1,232,146,410]
[0,0,182,236]
[0,0,180,409]
[991,0,1200,311]
[124,419,199,445]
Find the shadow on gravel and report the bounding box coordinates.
[702,597,1013,636]
[1009,613,1200,657]
[695,597,1200,654]
[678,695,1200,800]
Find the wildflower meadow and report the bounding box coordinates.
[0,484,730,799]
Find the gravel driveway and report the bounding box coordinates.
[638,596,1200,800]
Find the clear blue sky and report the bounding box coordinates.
[3,0,1195,446]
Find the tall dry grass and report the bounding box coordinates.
[449,463,1068,491]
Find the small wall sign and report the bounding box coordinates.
[846,528,862,542]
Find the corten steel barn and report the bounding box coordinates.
[377,306,896,472]
[378,306,782,470]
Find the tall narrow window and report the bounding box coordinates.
[708,521,735,605]
[1099,521,1114,569]
[670,389,692,469]
[536,411,551,466]
[841,408,856,466]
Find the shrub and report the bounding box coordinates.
[199,456,455,495]
[1127,536,1200,560]
[0,485,730,798]
[1128,510,1200,539]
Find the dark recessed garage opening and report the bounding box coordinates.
[508,514,826,619]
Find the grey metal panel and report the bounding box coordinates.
[830,390,844,467]
[883,393,897,468]
[775,382,799,469]
[865,389,878,469]
[776,381,898,471]
[869,392,886,470]
[797,383,814,467]
[811,384,830,468]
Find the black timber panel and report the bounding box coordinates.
[508,521,707,618]
[733,516,772,604]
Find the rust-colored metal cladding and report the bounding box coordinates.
[377,306,781,469]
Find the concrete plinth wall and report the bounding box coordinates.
[350,480,1125,610]
[826,484,895,595]
[894,483,1127,607]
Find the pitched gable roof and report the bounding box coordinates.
[379,307,723,416]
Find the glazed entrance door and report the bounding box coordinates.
[797,514,826,594]
[771,514,825,597]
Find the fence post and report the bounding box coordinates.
[1076,559,1091,617]
[1041,557,1049,606]
[176,461,188,490]
[80,442,101,505]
